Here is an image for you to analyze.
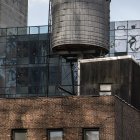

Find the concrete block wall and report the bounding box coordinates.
[0,0,28,28]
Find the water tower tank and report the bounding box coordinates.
[51,0,111,55]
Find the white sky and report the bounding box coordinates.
[28,0,140,26]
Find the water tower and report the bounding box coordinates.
[49,0,111,95]
[51,0,111,57]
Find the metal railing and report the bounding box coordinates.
[0,25,49,36]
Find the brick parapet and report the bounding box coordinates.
[0,96,115,140]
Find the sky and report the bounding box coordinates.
[28,0,140,26]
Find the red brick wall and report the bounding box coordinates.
[0,96,115,140]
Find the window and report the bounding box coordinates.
[48,130,63,140]
[12,129,27,140]
[99,84,112,96]
[84,129,99,140]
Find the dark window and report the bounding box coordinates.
[49,66,59,85]
[12,129,27,140]
[17,41,29,58]
[84,129,99,140]
[16,68,28,86]
[48,130,63,140]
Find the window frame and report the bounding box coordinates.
[11,129,27,140]
[83,128,100,140]
[47,129,64,140]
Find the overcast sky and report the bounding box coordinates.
[28,0,140,26]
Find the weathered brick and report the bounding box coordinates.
[0,96,139,140]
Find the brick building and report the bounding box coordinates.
[0,96,139,140]
[0,0,139,140]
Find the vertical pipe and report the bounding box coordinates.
[70,61,75,95]
[77,55,83,96]
[77,59,81,96]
